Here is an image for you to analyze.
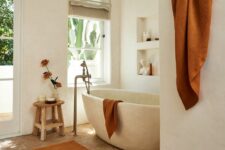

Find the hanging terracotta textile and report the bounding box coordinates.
[172,0,212,109]
[103,99,123,138]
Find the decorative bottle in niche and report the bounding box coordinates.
[149,63,153,76]
[142,32,150,42]
[139,59,151,76]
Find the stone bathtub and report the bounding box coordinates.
[82,89,160,150]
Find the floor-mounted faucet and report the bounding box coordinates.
[73,60,91,136]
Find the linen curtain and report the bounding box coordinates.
[69,0,111,19]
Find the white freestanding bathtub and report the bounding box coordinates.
[82,89,160,150]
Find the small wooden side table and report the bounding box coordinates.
[32,100,65,141]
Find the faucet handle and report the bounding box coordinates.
[80,61,86,67]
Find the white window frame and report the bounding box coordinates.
[0,1,15,114]
[67,15,111,87]
[0,0,22,138]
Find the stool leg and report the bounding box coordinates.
[33,107,41,136]
[52,106,57,132]
[57,105,64,136]
[40,107,46,141]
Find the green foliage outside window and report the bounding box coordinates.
[68,17,102,61]
[0,0,14,65]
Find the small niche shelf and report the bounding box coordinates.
[137,17,159,43]
[137,49,160,76]
[136,16,160,77]
[137,41,159,50]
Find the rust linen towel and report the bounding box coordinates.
[172,0,212,110]
[103,99,123,138]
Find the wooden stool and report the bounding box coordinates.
[32,100,65,141]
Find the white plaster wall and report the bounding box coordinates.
[20,0,121,135]
[160,0,225,149]
[120,0,160,94]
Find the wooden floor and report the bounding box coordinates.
[0,124,120,150]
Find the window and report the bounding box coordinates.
[0,0,14,120]
[67,16,110,86]
[0,0,13,65]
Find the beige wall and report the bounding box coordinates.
[120,0,159,94]
[20,0,121,135]
[160,0,225,149]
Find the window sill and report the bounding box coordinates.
[67,81,110,88]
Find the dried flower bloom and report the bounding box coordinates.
[43,71,52,79]
[41,59,62,89]
[41,59,49,67]
[55,82,62,88]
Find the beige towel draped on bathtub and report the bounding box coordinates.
[103,99,123,138]
[172,0,212,109]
